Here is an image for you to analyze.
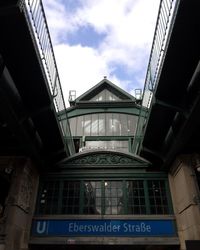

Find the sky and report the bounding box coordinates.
[42,0,160,106]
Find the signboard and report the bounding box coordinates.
[32,219,176,237]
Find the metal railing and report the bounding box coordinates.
[21,0,75,156]
[133,0,180,154]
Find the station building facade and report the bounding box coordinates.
[1,78,200,250]
[29,78,179,250]
[0,0,200,250]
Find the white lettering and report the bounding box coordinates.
[141,222,146,232]
[68,222,121,233]
[146,225,151,232]
[69,223,74,232]
[135,225,140,232]
[123,222,151,233]
[112,224,120,232]
[36,221,46,234]
[123,223,129,232]
[68,221,151,234]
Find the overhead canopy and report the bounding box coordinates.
[140,0,200,169]
[0,1,70,166]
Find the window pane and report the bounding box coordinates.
[104,181,124,215]
[148,180,169,214]
[83,115,91,136]
[106,113,112,136]
[85,141,102,150]
[127,180,146,214]
[110,140,129,152]
[91,114,98,136]
[91,89,120,101]
[69,117,76,136]
[37,179,171,216]
[83,181,102,214]
[120,114,128,135]
[85,140,129,152]
[38,181,59,214]
[112,113,120,136]
[99,114,105,135]
[62,181,80,214]
[76,116,83,136]
[128,115,138,135]
[69,113,138,136]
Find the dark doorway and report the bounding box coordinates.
[186,240,200,250]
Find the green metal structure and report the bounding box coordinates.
[35,78,173,217]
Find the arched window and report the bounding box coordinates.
[69,113,138,136]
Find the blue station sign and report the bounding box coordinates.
[32,219,176,237]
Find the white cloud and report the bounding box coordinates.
[54,44,109,100]
[43,0,160,106]
[54,43,130,101]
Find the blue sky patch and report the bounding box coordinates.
[111,64,128,80]
[67,25,106,48]
[42,0,160,105]
[111,63,145,92]
[62,0,82,12]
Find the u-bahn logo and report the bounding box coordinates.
[36,221,47,234]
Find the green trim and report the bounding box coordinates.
[58,151,150,167]
[82,136,131,141]
[65,102,143,114]
[40,172,168,180]
[65,108,141,119]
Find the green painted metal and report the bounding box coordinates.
[59,152,149,167]
[65,107,142,119]
[40,172,168,181]
[81,136,131,140]
[36,178,172,215]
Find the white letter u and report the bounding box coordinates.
[36,221,47,234]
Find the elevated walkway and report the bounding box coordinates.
[137,0,200,169]
[0,0,74,167]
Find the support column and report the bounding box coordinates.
[0,156,39,250]
[169,155,200,250]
